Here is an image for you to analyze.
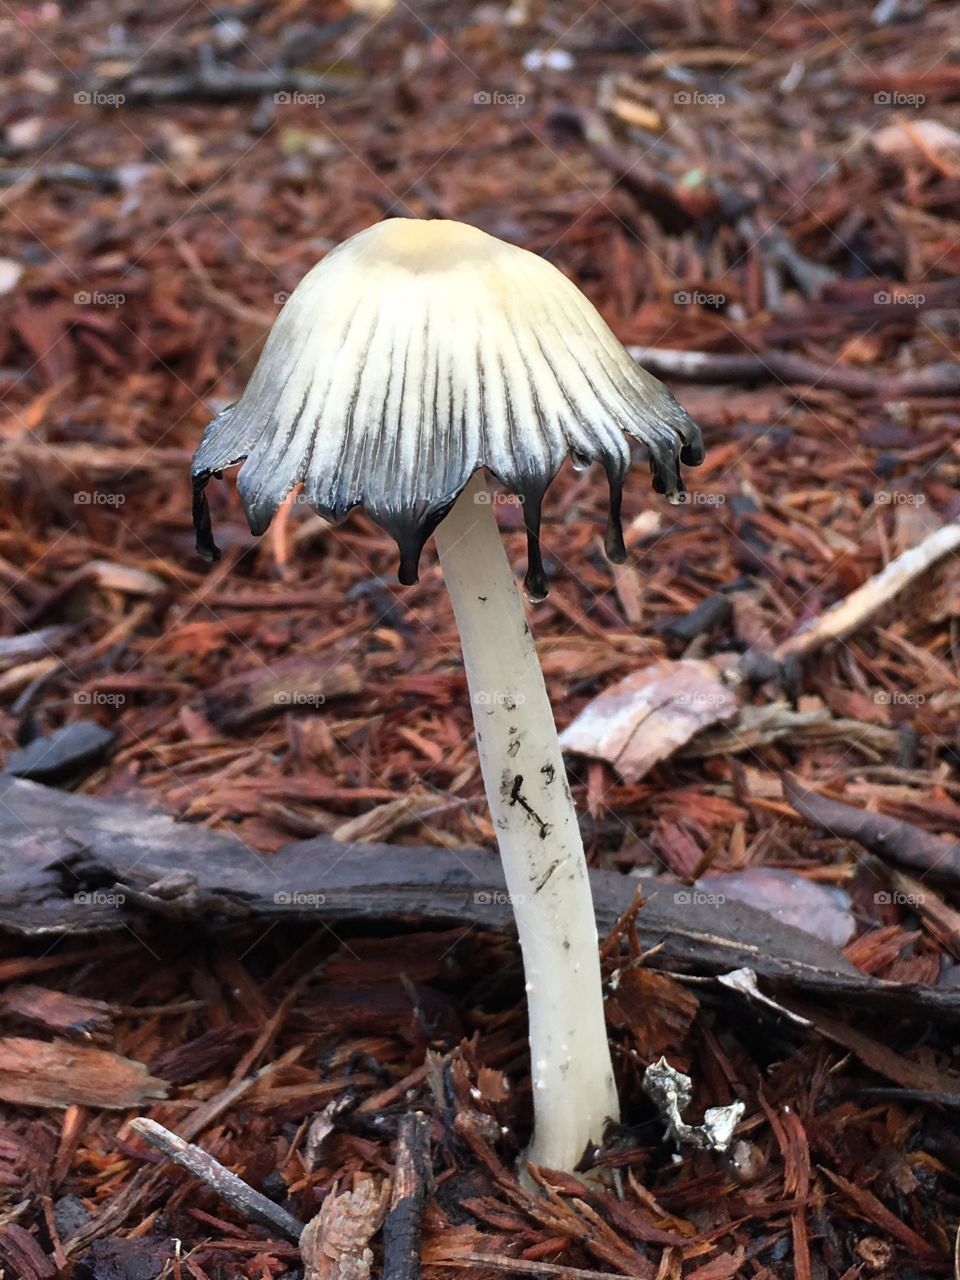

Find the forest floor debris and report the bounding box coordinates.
[2,0,960,1274]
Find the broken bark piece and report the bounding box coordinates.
[688,703,898,760]
[605,969,699,1057]
[333,791,440,843]
[559,659,739,782]
[0,985,113,1038]
[0,626,75,670]
[0,1037,167,1108]
[0,1224,57,1280]
[6,722,115,783]
[300,1173,391,1280]
[821,1170,943,1265]
[576,109,747,230]
[383,1111,431,1280]
[5,777,960,1017]
[77,1237,173,1279]
[119,65,345,105]
[430,1254,643,1279]
[783,773,960,886]
[659,594,732,643]
[889,870,960,954]
[130,1117,304,1241]
[785,1002,960,1099]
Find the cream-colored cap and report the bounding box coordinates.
[192,218,703,596]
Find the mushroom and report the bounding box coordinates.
[191,218,703,1174]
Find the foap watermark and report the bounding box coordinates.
[875,889,924,907]
[673,90,725,107]
[274,690,326,708]
[74,490,125,507]
[474,90,526,107]
[474,889,526,906]
[274,91,326,107]
[74,90,125,108]
[674,290,726,308]
[674,889,726,907]
[676,691,728,708]
[475,490,524,506]
[274,291,291,305]
[274,890,327,906]
[75,691,126,708]
[473,690,526,709]
[875,490,925,506]
[874,689,925,706]
[874,289,925,308]
[75,889,126,907]
[874,90,925,108]
[675,491,726,506]
[75,290,125,307]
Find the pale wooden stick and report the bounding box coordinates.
[774,522,960,661]
[433,1255,642,1279]
[130,1117,304,1242]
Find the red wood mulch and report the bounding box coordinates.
[1,0,960,1276]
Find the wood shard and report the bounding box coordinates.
[774,521,960,661]
[0,1037,168,1108]
[0,985,113,1037]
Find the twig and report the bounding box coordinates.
[740,217,838,299]
[782,773,960,886]
[129,1118,304,1242]
[433,1256,644,1279]
[116,67,342,104]
[629,346,960,398]
[383,1112,431,1280]
[773,522,960,661]
[172,236,276,327]
[0,162,121,191]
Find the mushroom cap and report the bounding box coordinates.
[192,217,704,598]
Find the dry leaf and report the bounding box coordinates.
[560,660,739,782]
[699,868,855,947]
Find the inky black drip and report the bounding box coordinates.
[520,483,549,603]
[649,449,683,498]
[390,502,456,586]
[603,469,626,564]
[681,438,706,467]
[383,487,552,599]
[191,432,704,599]
[397,547,421,586]
[192,475,221,563]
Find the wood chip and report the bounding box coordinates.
[0,1038,167,1108]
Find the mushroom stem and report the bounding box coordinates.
[434,471,619,1173]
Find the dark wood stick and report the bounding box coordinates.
[783,773,960,886]
[383,1112,432,1280]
